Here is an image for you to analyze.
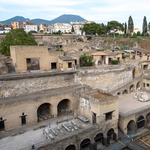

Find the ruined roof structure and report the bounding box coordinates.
[58,56,74,61]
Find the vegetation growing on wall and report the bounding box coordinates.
[77,37,83,42]
[80,55,93,66]
[0,29,38,56]
[111,60,118,64]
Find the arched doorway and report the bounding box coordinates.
[37,103,52,122]
[127,120,136,135]
[107,128,116,145]
[65,145,76,150]
[57,99,71,116]
[94,133,104,149]
[80,138,91,150]
[122,90,128,95]
[130,85,135,92]
[98,61,102,65]
[117,92,121,95]
[137,116,145,129]
[146,113,150,123]
[133,68,135,79]
[136,82,140,89]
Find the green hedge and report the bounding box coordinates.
[85,62,93,66]
[111,60,118,64]
[122,55,129,59]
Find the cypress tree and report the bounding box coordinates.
[143,16,147,37]
[128,16,134,35]
[125,22,127,35]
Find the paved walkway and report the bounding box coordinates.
[0,114,75,150]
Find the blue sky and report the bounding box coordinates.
[0,0,150,30]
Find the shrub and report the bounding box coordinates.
[85,62,93,66]
[111,60,118,64]
[77,37,83,42]
[97,49,105,51]
[122,55,129,59]
[115,47,120,50]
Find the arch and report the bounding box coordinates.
[133,68,135,79]
[127,120,136,135]
[122,90,128,95]
[107,128,116,145]
[137,116,145,129]
[136,82,141,89]
[98,61,102,65]
[130,84,135,92]
[80,138,91,149]
[117,92,121,95]
[94,133,104,148]
[37,103,52,122]
[146,113,150,123]
[57,99,71,116]
[65,145,76,150]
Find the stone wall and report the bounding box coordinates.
[36,121,118,150]
[77,65,134,92]
[0,71,77,98]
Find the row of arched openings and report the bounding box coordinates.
[117,82,141,95]
[127,113,150,135]
[37,99,71,121]
[65,128,116,150]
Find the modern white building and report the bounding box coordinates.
[53,23,72,33]
[134,28,142,34]
[70,21,84,35]
[25,25,38,33]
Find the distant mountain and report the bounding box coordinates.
[1,14,87,26]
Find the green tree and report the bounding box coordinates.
[148,22,150,31]
[128,16,134,35]
[137,31,141,36]
[0,29,37,56]
[121,23,125,37]
[125,22,127,35]
[143,16,147,37]
[80,55,93,66]
[71,26,74,32]
[107,21,123,49]
[82,23,103,35]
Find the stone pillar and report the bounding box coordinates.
[52,105,58,118]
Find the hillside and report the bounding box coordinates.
[1,14,87,26]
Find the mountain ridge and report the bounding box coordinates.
[1,14,87,26]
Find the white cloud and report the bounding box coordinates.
[0,7,8,11]
[0,0,87,6]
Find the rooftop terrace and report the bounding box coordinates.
[119,93,150,117]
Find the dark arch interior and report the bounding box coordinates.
[130,85,135,92]
[146,113,150,123]
[127,120,136,135]
[57,99,71,116]
[117,93,121,95]
[137,116,145,129]
[80,138,91,149]
[122,90,128,94]
[107,128,116,145]
[37,103,51,121]
[94,133,104,146]
[65,145,76,150]
[136,82,140,89]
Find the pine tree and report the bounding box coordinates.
[143,16,147,37]
[128,16,134,35]
[125,22,127,35]
[71,26,74,32]
[148,22,150,31]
